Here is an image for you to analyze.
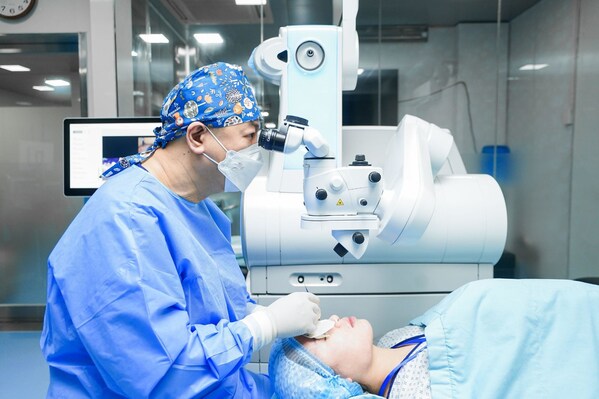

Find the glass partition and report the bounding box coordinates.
[0,33,85,329]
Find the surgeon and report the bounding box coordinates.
[41,62,321,398]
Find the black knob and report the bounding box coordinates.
[315,189,328,200]
[350,154,371,166]
[359,198,368,206]
[369,171,382,183]
[352,232,365,245]
[326,275,334,283]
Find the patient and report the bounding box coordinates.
[269,316,429,398]
[269,279,599,399]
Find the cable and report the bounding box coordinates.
[398,81,478,153]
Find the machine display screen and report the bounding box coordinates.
[63,117,161,196]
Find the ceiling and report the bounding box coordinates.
[0,34,79,107]
[161,0,543,27]
[0,0,543,108]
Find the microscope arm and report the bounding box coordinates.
[375,115,454,245]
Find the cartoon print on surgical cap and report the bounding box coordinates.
[101,62,261,178]
[174,112,184,127]
[214,108,229,118]
[226,88,243,104]
[183,100,199,119]
[224,116,243,126]
[163,94,175,114]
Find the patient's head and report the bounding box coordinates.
[268,315,373,398]
[297,315,374,380]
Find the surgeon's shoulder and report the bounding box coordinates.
[64,168,162,231]
[90,167,166,207]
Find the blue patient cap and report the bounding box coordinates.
[102,62,260,178]
[268,338,365,399]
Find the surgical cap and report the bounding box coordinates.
[102,62,260,178]
[268,338,366,399]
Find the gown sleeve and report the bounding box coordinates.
[51,203,260,398]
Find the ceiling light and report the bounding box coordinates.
[139,34,169,44]
[519,64,548,71]
[0,64,30,72]
[194,33,224,44]
[236,0,267,4]
[0,48,22,54]
[357,68,364,75]
[131,50,138,57]
[265,122,276,129]
[261,111,269,117]
[16,101,32,106]
[33,85,54,91]
[45,79,70,87]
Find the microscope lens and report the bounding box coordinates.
[258,128,287,152]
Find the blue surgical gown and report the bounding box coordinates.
[40,166,270,398]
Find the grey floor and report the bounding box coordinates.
[0,332,49,398]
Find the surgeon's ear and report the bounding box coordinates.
[186,122,208,155]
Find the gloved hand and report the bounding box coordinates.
[246,302,266,314]
[266,292,321,338]
[240,292,321,351]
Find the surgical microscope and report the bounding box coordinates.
[242,0,507,372]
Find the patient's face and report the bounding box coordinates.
[297,315,373,380]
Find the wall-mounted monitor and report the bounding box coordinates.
[64,117,161,196]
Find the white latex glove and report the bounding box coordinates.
[240,292,321,351]
[266,292,321,338]
[246,302,266,314]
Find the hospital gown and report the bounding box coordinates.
[41,165,269,398]
[378,326,432,399]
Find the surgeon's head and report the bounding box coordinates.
[102,62,262,185]
[268,315,374,399]
[157,62,260,141]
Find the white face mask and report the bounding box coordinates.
[204,128,263,192]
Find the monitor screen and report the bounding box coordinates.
[64,117,161,196]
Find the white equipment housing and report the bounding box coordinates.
[243,0,507,372]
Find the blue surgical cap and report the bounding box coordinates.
[102,62,260,178]
[268,338,365,399]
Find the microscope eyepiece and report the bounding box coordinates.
[257,115,312,154]
[258,128,287,152]
[285,115,309,126]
